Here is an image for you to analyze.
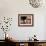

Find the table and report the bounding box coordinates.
[5,39,46,46]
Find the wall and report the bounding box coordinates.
[0,0,46,40]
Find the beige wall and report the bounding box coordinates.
[0,0,46,40]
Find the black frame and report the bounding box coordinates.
[18,14,34,27]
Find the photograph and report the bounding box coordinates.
[18,14,34,26]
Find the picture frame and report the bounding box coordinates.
[18,14,34,27]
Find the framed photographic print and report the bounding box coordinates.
[18,14,34,26]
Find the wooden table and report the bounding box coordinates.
[13,40,46,46]
[5,39,46,46]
